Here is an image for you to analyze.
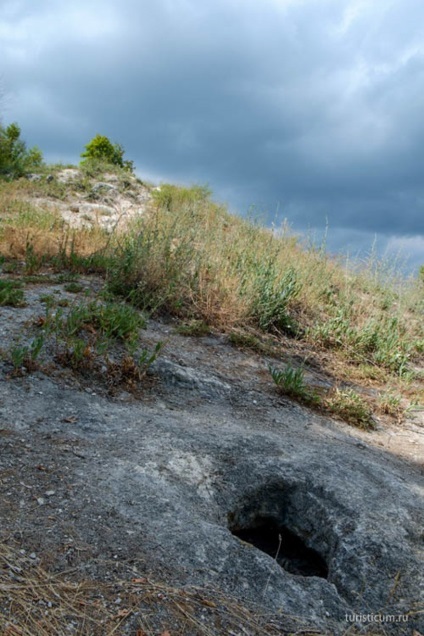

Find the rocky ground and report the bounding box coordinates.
[0,273,423,635]
[23,167,152,235]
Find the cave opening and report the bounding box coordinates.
[231,515,328,579]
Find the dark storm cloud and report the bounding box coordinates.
[1,0,423,267]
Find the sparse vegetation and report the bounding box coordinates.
[0,280,25,307]
[64,281,84,293]
[10,334,44,373]
[1,164,423,417]
[269,364,318,405]
[152,183,212,210]
[324,388,375,430]
[378,391,405,419]
[270,364,376,429]
[39,299,147,372]
[176,319,211,337]
[0,160,423,636]
[5,295,162,386]
[228,329,276,356]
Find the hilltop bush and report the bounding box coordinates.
[80,134,134,173]
[0,122,43,179]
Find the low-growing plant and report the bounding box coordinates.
[0,280,25,307]
[39,294,56,307]
[25,240,45,274]
[10,345,27,370]
[378,392,404,419]
[324,388,375,430]
[64,282,84,293]
[106,342,163,390]
[137,341,163,367]
[38,299,161,384]
[56,273,80,283]
[176,320,210,337]
[106,215,197,314]
[229,330,277,356]
[58,337,94,369]
[309,310,416,376]
[269,364,319,404]
[1,261,19,273]
[252,265,301,334]
[229,331,262,350]
[11,171,69,200]
[51,248,113,275]
[355,364,387,382]
[51,301,145,346]
[10,334,45,372]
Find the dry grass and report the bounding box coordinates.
[0,191,111,265]
[1,172,423,413]
[109,187,423,370]
[0,542,322,636]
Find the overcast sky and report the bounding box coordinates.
[1,0,423,273]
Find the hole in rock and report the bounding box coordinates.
[231,516,328,578]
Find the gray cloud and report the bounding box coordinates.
[1,0,423,270]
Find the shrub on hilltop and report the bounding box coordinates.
[80,134,134,173]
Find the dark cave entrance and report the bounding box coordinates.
[230,515,329,579]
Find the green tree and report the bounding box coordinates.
[0,122,43,178]
[80,134,134,172]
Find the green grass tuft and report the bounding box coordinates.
[269,364,319,405]
[0,280,25,307]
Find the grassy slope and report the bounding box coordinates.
[0,162,423,634]
[1,163,423,423]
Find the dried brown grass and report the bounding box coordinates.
[0,542,321,636]
[1,175,423,413]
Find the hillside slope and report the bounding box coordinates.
[0,165,423,635]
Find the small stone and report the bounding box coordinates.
[29,552,37,559]
[45,490,55,497]
[37,497,45,505]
